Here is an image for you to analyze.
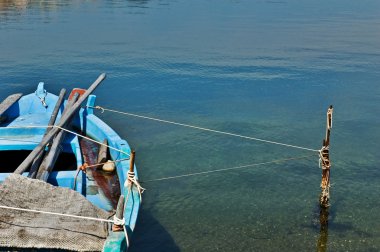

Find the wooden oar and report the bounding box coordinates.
[47,89,67,128]
[14,73,106,175]
[0,93,23,124]
[31,88,82,179]
[28,88,67,178]
[35,93,80,181]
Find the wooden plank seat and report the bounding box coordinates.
[0,93,23,124]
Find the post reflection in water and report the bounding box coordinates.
[317,206,329,252]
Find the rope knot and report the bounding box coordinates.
[113,215,125,226]
[95,105,105,113]
[318,146,330,170]
[79,163,88,173]
[128,171,135,181]
[127,171,146,200]
[35,90,47,107]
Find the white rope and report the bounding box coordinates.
[113,215,125,226]
[0,205,113,223]
[318,145,330,170]
[73,167,81,190]
[0,125,47,130]
[84,158,130,169]
[144,154,316,182]
[88,106,319,153]
[115,170,146,247]
[123,225,129,248]
[126,171,146,202]
[54,126,130,157]
[1,125,130,157]
[35,89,47,108]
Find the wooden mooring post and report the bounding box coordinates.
[129,150,136,173]
[319,105,333,208]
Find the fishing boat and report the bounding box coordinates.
[0,74,142,251]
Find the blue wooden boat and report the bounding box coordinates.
[0,75,141,251]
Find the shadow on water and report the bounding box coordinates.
[0,209,179,252]
[129,208,180,252]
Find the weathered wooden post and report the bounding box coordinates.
[316,105,333,251]
[0,93,23,123]
[319,105,333,207]
[112,195,125,232]
[129,150,136,173]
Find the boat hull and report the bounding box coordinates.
[0,88,140,251]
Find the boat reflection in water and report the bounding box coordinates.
[0,0,29,10]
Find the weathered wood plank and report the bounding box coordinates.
[112,195,125,231]
[36,93,79,181]
[0,93,23,123]
[47,89,67,127]
[28,88,67,178]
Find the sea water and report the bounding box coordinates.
[1,0,380,251]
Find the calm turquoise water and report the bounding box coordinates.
[1,0,380,251]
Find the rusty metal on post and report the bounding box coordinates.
[129,150,136,173]
[319,105,333,207]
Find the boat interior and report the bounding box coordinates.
[0,87,124,212]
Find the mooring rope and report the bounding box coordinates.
[143,154,315,182]
[85,158,131,169]
[0,205,113,223]
[126,171,146,201]
[54,125,131,158]
[87,106,319,153]
[73,158,133,190]
[1,125,131,157]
